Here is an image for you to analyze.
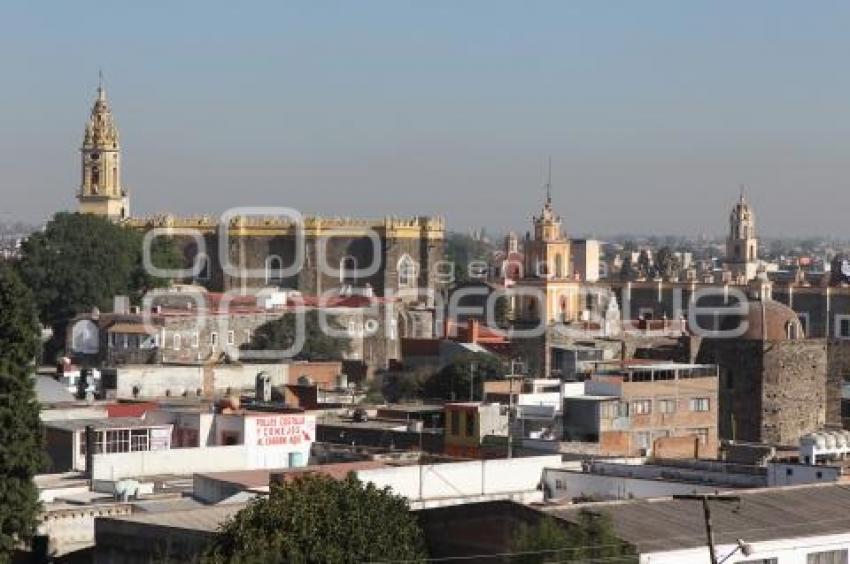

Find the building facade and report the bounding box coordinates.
[74,86,445,301]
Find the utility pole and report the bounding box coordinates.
[673,494,740,564]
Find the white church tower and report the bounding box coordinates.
[725,188,759,282]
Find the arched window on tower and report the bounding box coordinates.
[266,255,283,285]
[398,255,417,288]
[340,256,358,284]
[786,320,802,340]
[91,167,100,190]
[112,167,118,192]
[555,254,564,279]
[194,253,210,282]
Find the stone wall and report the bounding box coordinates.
[162,224,445,301]
[698,338,831,446]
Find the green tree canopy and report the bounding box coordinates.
[242,310,350,361]
[15,212,178,357]
[423,351,505,401]
[653,246,681,281]
[0,264,46,560]
[203,474,426,564]
[510,511,634,563]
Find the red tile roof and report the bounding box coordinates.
[105,402,158,418]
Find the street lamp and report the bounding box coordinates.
[718,539,754,564]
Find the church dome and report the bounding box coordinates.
[719,299,803,341]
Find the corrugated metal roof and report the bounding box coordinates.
[107,503,246,532]
[44,417,157,432]
[546,483,850,554]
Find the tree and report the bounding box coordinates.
[423,352,505,401]
[494,295,511,327]
[510,511,634,564]
[15,212,178,359]
[653,246,681,281]
[637,250,652,279]
[0,264,46,560]
[445,232,496,284]
[619,255,635,282]
[242,310,350,361]
[203,474,426,563]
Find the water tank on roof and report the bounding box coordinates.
[824,433,837,449]
[834,432,847,449]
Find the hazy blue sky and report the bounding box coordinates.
[1,1,848,237]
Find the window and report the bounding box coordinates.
[266,255,283,284]
[807,550,848,564]
[105,429,130,453]
[739,559,777,564]
[79,430,106,456]
[631,399,652,415]
[658,399,676,414]
[195,253,210,281]
[130,429,149,452]
[465,413,475,437]
[172,334,181,350]
[210,332,218,348]
[689,398,710,412]
[798,312,810,336]
[340,256,357,283]
[838,316,850,339]
[786,321,801,340]
[398,255,417,287]
[450,411,460,436]
[227,330,235,346]
[635,432,651,450]
[191,332,199,348]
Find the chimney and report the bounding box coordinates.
[467,319,480,344]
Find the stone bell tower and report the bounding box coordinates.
[78,78,129,220]
[725,188,758,282]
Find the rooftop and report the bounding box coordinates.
[101,503,246,532]
[546,483,850,554]
[44,417,165,432]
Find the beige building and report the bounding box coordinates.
[725,190,759,282]
[562,361,720,459]
[77,83,129,220]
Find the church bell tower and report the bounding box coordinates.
[725,188,759,282]
[77,78,129,220]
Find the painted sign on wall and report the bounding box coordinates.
[253,415,315,447]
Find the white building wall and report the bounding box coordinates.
[766,463,842,487]
[91,443,311,481]
[356,455,561,506]
[642,533,850,564]
[543,468,720,502]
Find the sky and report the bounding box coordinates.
[1,1,848,237]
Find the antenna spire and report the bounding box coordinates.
[545,156,552,206]
[739,183,746,202]
[97,69,105,101]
